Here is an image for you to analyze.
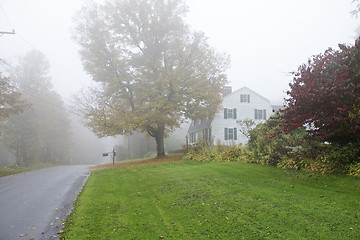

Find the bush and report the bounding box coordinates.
[183,144,252,163]
[274,141,360,174]
[184,117,360,176]
[248,115,309,166]
[247,115,360,174]
[348,162,360,177]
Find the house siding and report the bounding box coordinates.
[188,87,274,146]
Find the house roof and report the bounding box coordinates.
[224,86,271,104]
[188,119,212,133]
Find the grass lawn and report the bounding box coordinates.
[61,158,360,239]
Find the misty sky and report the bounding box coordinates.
[1,0,359,105]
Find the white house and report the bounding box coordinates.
[187,86,277,145]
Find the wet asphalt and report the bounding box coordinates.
[0,165,90,240]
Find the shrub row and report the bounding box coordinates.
[183,143,360,177]
[183,117,360,177]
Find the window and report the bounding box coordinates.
[202,128,211,140]
[224,108,237,119]
[224,128,237,140]
[240,94,250,103]
[189,132,196,143]
[227,109,233,119]
[201,128,212,144]
[228,128,234,140]
[254,109,267,120]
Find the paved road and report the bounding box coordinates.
[0,165,90,240]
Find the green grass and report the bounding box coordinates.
[0,163,55,177]
[61,160,360,239]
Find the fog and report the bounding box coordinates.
[0,0,359,165]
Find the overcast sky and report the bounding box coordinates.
[1,0,359,105]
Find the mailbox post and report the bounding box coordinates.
[112,148,116,165]
[102,148,116,164]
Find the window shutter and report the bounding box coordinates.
[263,109,267,120]
[224,108,228,119]
[234,128,237,140]
[254,109,258,119]
[233,108,237,119]
[224,128,228,140]
[248,95,250,103]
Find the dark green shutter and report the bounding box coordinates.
[224,108,228,119]
[263,109,267,120]
[234,128,237,140]
[233,108,237,119]
[254,109,258,119]
[224,128,228,140]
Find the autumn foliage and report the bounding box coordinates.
[282,39,360,145]
[0,72,26,132]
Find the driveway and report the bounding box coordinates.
[0,165,90,240]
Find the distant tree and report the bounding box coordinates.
[0,72,26,133]
[73,0,229,157]
[281,39,360,145]
[351,0,360,17]
[3,50,72,165]
[115,132,156,160]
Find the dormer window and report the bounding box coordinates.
[240,94,250,103]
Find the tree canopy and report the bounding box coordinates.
[0,72,26,133]
[2,50,72,165]
[281,39,360,144]
[73,0,230,157]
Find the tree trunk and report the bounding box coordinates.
[15,148,21,166]
[153,125,165,158]
[155,134,165,157]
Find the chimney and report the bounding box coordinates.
[222,86,232,96]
